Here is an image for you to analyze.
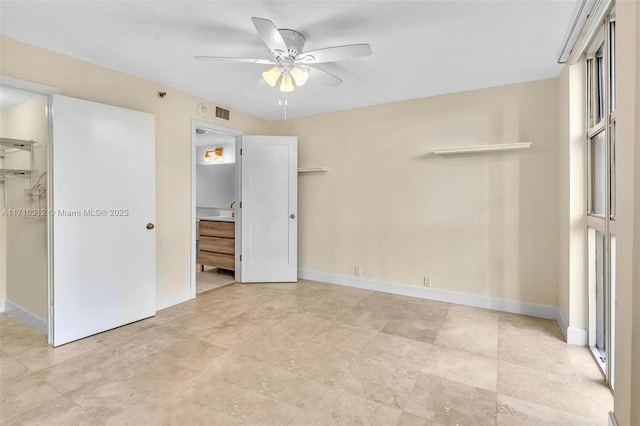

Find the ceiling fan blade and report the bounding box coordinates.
[251,17,288,55]
[194,56,276,65]
[298,44,372,64]
[307,66,343,87]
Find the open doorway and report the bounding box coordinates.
[191,121,242,297]
[0,84,50,337]
[190,124,299,293]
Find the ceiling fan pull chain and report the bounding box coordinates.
[279,100,288,120]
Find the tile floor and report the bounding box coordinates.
[196,268,236,294]
[0,280,612,425]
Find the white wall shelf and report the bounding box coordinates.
[0,138,36,186]
[433,142,532,155]
[298,167,329,173]
[0,137,37,151]
[0,168,32,178]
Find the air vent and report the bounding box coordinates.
[215,107,230,120]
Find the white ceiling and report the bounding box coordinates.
[0,1,579,121]
[195,131,236,147]
[0,85,42,110]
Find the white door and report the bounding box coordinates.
[51,94,156,346]
[239,136,297,282]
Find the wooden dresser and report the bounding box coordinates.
[198,220,235,270]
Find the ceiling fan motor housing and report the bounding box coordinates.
[278,29,306,58]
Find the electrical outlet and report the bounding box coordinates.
[354,266,361,277]
[423,276,431,287]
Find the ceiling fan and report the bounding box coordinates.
[195,17,372,92]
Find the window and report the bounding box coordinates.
[595,44,605,124]
[609,21,616,113]
[585,10,616,386]
[589,131,606,216]
[610,234,616,388]
[588,229,606,366]
[610,121,616,218]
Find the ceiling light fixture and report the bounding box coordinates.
[262,66,281,87]
[290,67,308,86]
[204,147,224,163]
[262,65,308,92]
[280,71,295,93]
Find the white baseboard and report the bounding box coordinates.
[566,326,588,345]
[557,309,588,345]
[557,309,569,339]
[608,411,618,426]
[299,269,559,320]
[4,299,48,335]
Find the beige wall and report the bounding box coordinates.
[1,37,563,315]
[632,4,640,422]
[0,35,271,308]
[557,68,569,323]
[612,0,640,424]
[632,38,640,423]
[0,120,4,306]
[557,60,588,341]
[0,96,49,318]
[272,79,559,306]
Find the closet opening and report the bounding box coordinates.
[0,83,50,339]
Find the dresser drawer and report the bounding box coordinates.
[199,220,235,238]
[200,236,235,255]
[198,251,235,270]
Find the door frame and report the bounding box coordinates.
[1,75,59,345]
[190,120,243,299]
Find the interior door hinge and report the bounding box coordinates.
[240,149,243,155]
[239,202,242,208]
[240,255,242,261]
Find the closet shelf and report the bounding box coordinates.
[298,167,329,173]
[433,142,532,155]
[0,168,32,178]
[0,138,37,151]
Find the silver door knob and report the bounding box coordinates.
[290,214,296,219]
[146,223,155,230]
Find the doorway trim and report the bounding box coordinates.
[190,120,243,299]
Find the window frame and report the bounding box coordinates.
[585,9,616,388]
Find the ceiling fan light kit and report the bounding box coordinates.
[280,72,295,92]
[195,16,372,93]
[262,66,281,86]
[262,65,308,92]
[289,67,308,86]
